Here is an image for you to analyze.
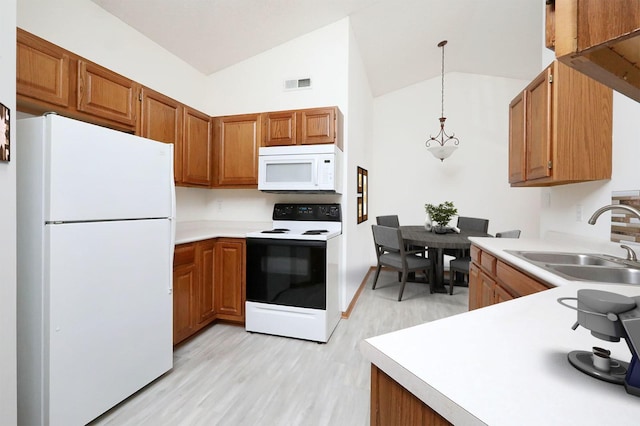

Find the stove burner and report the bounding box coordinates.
[303,229,329,235]
[262,228,290,234]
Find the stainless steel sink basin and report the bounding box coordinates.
[505,250,640,285]
[511,251,622,267]
[548,265,640,285]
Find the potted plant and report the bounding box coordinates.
[424,201,457,233]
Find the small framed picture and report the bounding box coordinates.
[0,102,9,162]
[357,166,368,224]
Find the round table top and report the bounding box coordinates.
[400,225,492,249]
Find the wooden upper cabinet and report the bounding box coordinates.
[263,110,296,146]
[508,92,525,184]
[299,107,336,145]
[77,60,137,128]
[549,0,640,103]
[262,106,342,149]
[17,28,70,108]
[213,114,261,187]
[139,87,184,183]
[525,68,552,182]
[508,60,612,187]
[182,107,213,187]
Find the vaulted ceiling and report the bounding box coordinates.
[91,0,543,97]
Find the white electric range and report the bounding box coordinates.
[245,203,342,343]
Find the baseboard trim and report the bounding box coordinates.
[341,266,377,319]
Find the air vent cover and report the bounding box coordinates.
[284,77,312,90]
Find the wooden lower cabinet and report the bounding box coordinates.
[370,365,451,426]
[468,244,550,310]
[197,239,216,325]
[173,243,197,344]
[173,238,246,345]
[215,239,246,320]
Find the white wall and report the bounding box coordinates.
[0,1,17,423]
[370,72,542,265]
[343,25,374,309]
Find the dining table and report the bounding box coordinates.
[401,225,492,293]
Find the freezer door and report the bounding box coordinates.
[46,219,172,426]
[44,115,174,221]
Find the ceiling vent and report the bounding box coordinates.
[284,77,312,91]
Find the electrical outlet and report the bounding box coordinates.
[217,200,223,211]
[576,204,583,222]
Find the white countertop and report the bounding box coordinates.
[175,220,272,244]
[361,282,640,425]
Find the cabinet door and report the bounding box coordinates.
[214,114,261,187]
[494,285,514,305]
[215,239,246,321]
[183,107,213,186]
[508,91,526,184]
[525,67,552,181]
[468,262,482,311]
[77,60,137,128]
[139,88,184,183]
[173,244,197,345]
[197,239,216,325]
[17,29,70,108]
[478,270,497,308]
[263,110,296,146]
[298,107,336,145]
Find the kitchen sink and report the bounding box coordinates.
[505,250,640,285]
[508,251,623,267]
[547,265,640,285]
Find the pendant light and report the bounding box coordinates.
[426,40,459,162]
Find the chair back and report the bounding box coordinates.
[457,216,489,233]
[376,215,400,228]
[371,225,402,258]
[496,229,521,238]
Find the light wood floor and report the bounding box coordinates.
[91,270,469,426]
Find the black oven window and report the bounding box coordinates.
[246,240,327,309]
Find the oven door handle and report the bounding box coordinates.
[246,238,327,248]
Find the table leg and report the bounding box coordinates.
[429,247,447,293]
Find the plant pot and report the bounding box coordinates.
[433,225,448,234]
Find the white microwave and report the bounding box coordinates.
[258,145,342,193]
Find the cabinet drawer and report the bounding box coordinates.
[496,260,549,297]
[174,243,196,267]
[470,245,481,264]
[480,251,497,275]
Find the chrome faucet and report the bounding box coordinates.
[588,204,640,262]
[588,204,640,225]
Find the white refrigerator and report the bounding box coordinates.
[17,114,175,426]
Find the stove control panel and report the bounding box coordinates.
[273,203,341,222]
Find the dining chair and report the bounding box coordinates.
[448,229,521,295]
[445,216,491,264]
[495,229,521,238]
[377,214,427,261]
[371,225,434,301]
[376,215,401,228]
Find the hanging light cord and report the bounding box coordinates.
[440,41,445,119]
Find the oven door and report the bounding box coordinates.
[246,238,326,309]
